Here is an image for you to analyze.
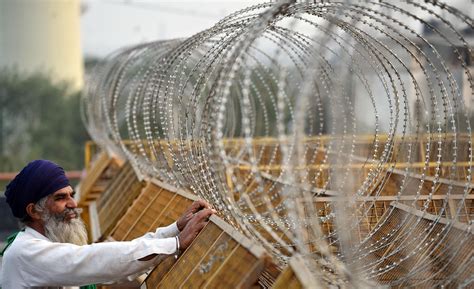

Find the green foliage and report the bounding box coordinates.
[0,69,89,171]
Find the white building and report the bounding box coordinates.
[0,0,84,91]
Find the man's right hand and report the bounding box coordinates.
[176,199,213,231]
[177,208,215,250]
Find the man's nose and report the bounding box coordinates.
[67,196,78,208]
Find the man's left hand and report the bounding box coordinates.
[177,199,213,231]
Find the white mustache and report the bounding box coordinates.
[55,207,83,221]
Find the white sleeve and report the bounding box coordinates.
[14,236,177,287]
[139,222,180,239]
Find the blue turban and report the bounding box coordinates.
[5,160,70,219]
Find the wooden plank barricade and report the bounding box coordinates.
[95,179,196,288]
[85,164,472,288]
[76,151,124,241]
[145,215,270,289]
[89,162,145,241]
[77,151,124,206]
[111,179,196,242]
[78,137,473,288]
[364,201,474,287]
[97,176,276,289]
[272,255,318,289]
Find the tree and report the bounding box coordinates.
[0,69,89,172]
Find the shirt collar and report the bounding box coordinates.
[24,226,51,241]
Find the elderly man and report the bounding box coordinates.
[0,160,215,288]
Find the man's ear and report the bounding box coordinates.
[25,203,42,221]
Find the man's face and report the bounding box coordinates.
[39,186,88,245]
[44,186,78,221]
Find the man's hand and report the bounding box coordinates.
[177,199,213,231]
[177,208,215,250]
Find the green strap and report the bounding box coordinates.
[0,231,22,289]
[0,230,22,257]
[1,230,96,288]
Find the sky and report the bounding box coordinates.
[80,0,472,57]
[80,0,267,57]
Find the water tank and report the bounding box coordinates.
[0,0,84,91]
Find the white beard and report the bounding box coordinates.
[41,208,88,246]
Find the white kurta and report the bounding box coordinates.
[0,223,180,288]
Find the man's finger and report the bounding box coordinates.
[190,200,212,214]
[189,200,204,212]
[194,199,211,210]
[194,208,215,220]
